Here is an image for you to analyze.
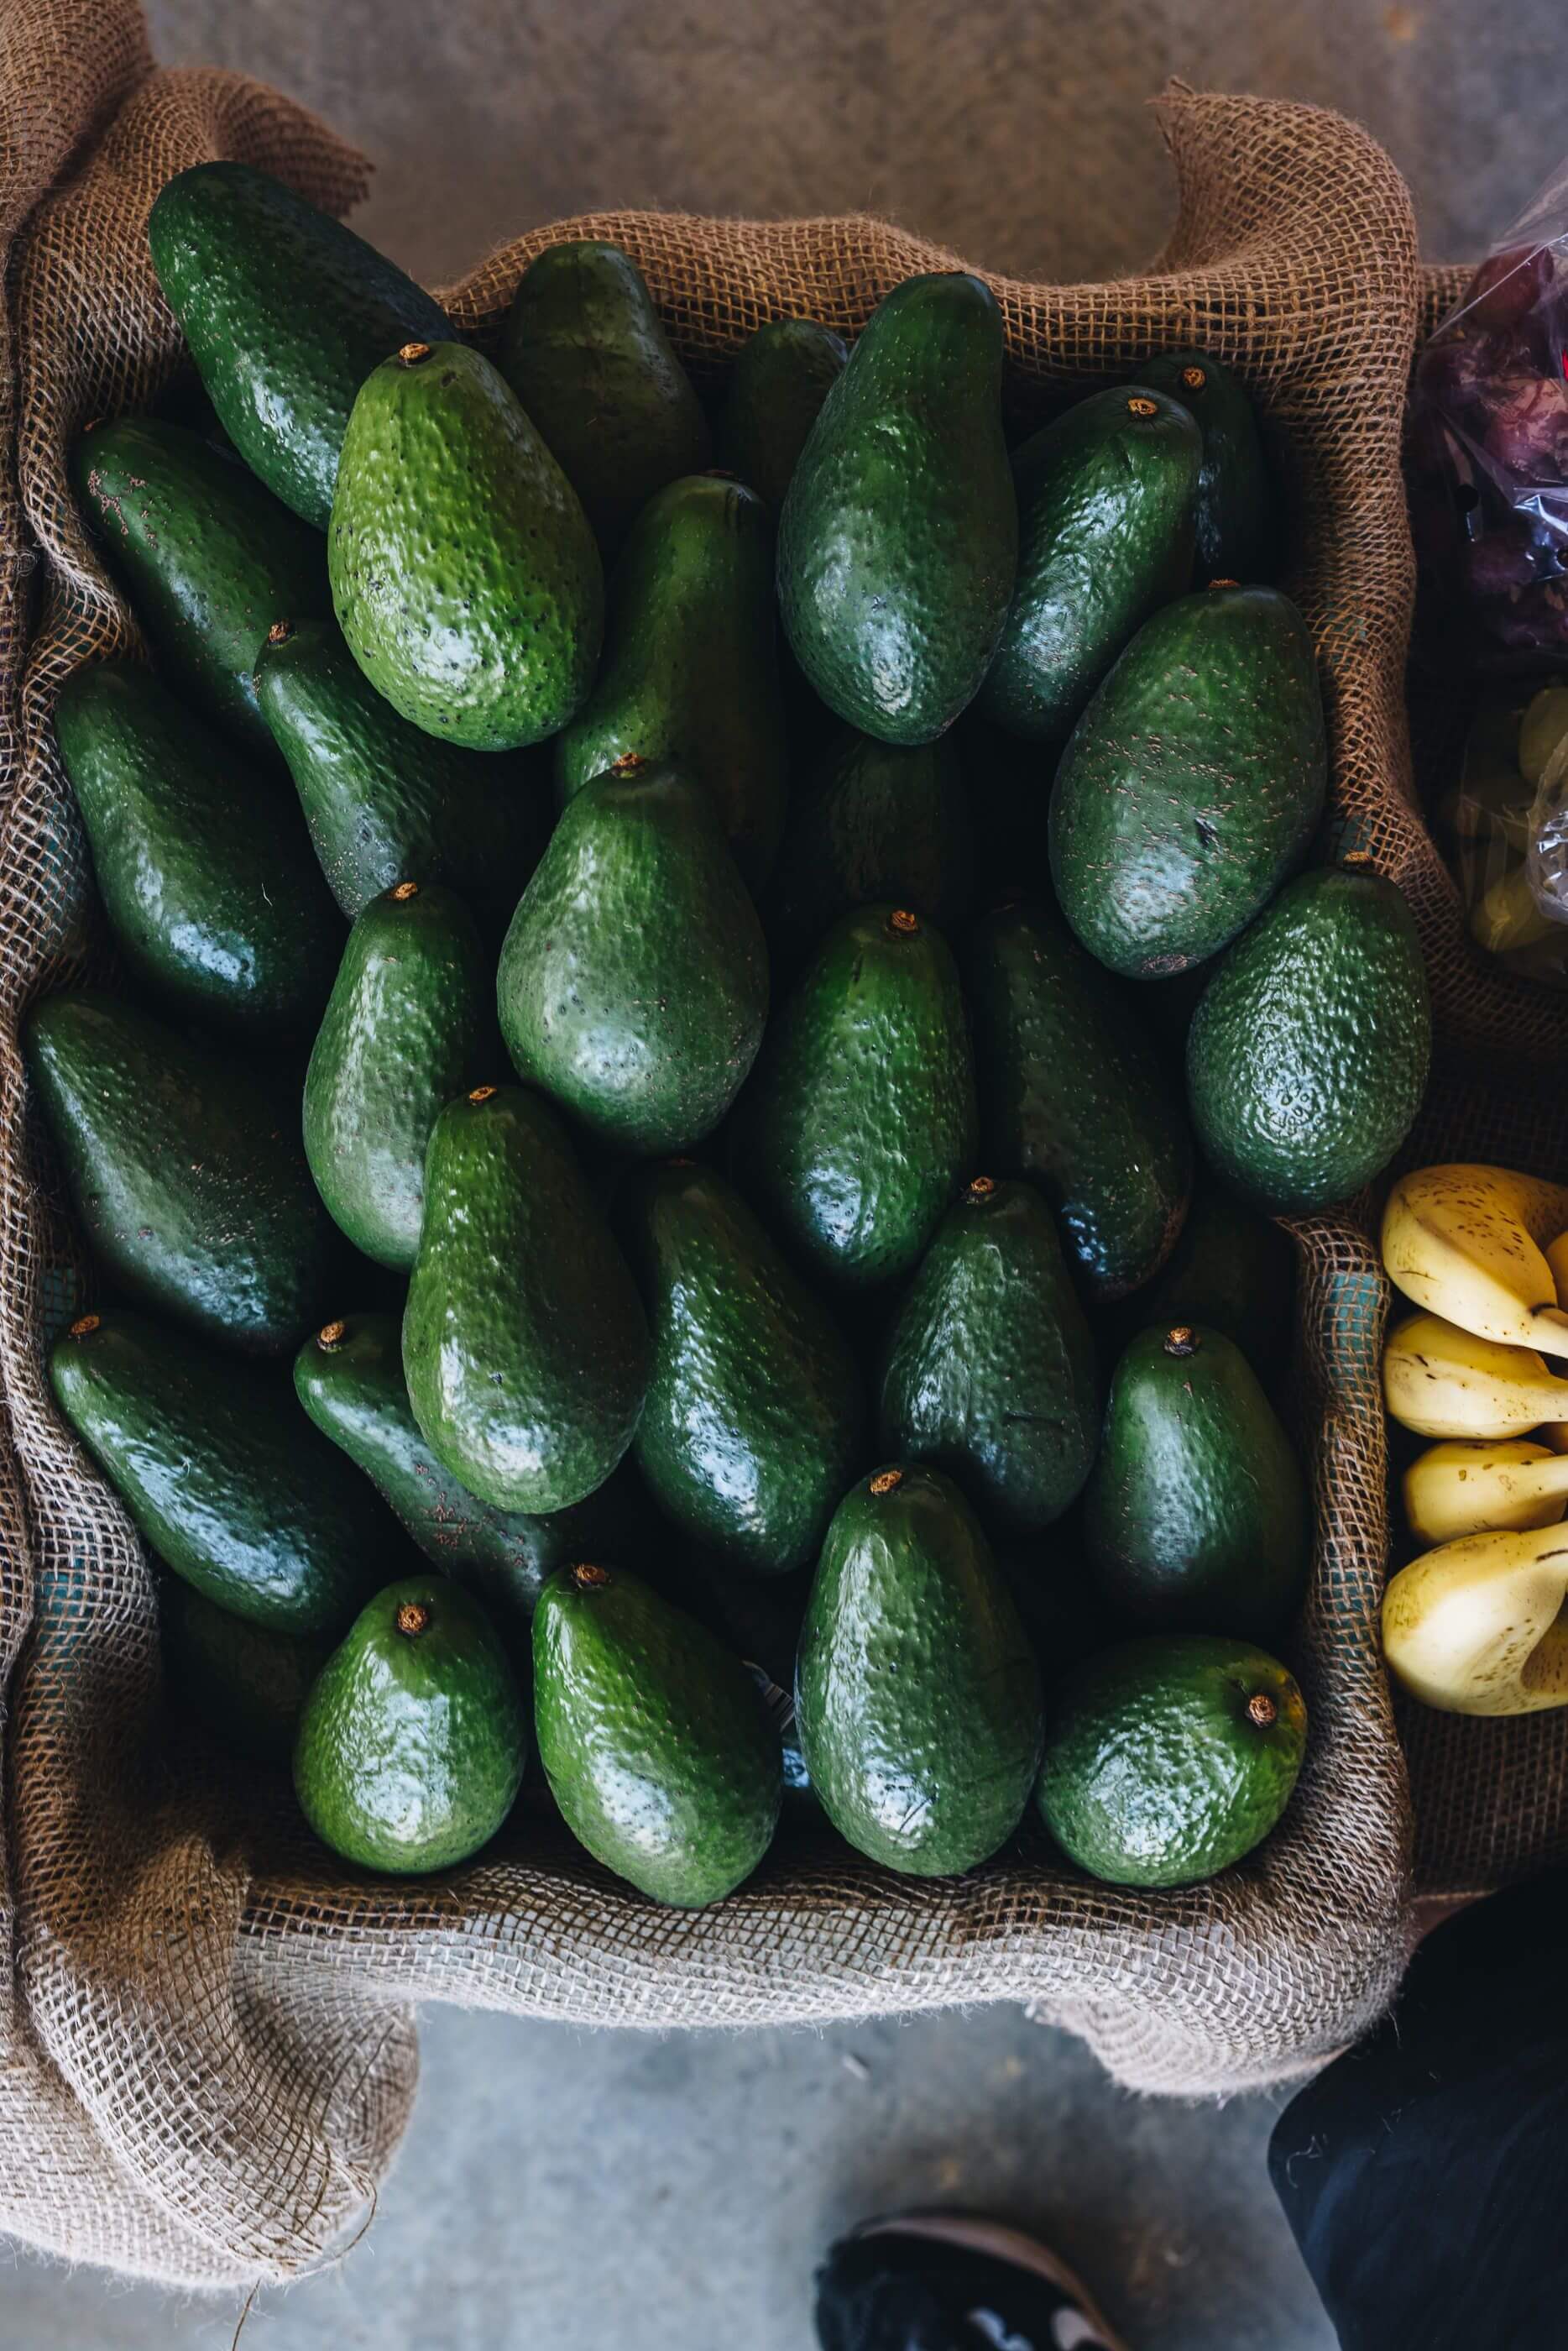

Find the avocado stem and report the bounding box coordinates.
[266,618,294,647]
[316,1320,348,1352]
[397,342,433,366]
[966,1176,998,1202]
[569,1563,612,1591]
[1247,1692,1278,1729]
[869,1468,904,1496]
[1180,364,1207,391]
[389,880,421,901]
[611,751,651,776]
[888,909,920,938]
[69,1312,101,1338]
[1207,578,1240,591]
[468,1084,499,1104]
[1126,395,1158,418]
[395,1600,431,1639]
[1163,1327,1200,1358]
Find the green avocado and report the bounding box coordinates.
[766,725,975,972]
[554,473,789,891]
[1103,1178,1296,1379]
[329,340,603,751]
[777,273,1017,746]
[160,1575,333,1763]
[1036,1633,1306,1887]
[1048,583,1327,978]
[295,1575,529,1873]
[715,317,849,508]
[1083,1322,1309,1639]
[964,896,1193,1301]
[304,881,492,1271]
[879,1176,1099,1532]
[26,988,333,1355]
[624,1159,865,1577]
[498,758,768,1155]
[147,160,450,531]
[403,1084,649,1514]
[1185,860,1432,1213]
[796,1463,1043,1876]
[499,240,710,555]
[1136,350,1275,584]
[71,416,330,760]
[54,658,342,1038]
[730,903,976,1291]
[534,1562,781,1907]
[979,385,1201,744]
[254,615,548,938]
[51,1309,399,1634]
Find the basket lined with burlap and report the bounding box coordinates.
[2,0,1536,2291]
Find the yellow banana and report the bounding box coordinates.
[1382,1310,1568,1438]
[1382,1519,1568,1715]
[1380,1163,1568,1359]
[1469,862,1557,954]
[1401,1437,1568,1545]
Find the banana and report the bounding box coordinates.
[1382,1310,1568,1438]
[1380,1163,1568,1359]
[1468,862,1557,954]
[1401,1437,1568,1545]
[1382,1519,1568,1715]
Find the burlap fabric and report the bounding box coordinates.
[0,0,1526,2291]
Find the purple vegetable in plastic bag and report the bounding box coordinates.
[1485,374,1568,483]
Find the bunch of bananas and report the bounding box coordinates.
[1381,1165,1568,1716]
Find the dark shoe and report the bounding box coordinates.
[815,2212,1130,2351]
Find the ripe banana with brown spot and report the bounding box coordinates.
[1382,1518,1568,1715]
[1382,1310,1568,1439]
[1401,1437,1568,1545]
[1382,1164,1568,1359]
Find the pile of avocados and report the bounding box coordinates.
[34,160,1434,1909]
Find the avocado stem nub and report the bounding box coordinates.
[1126,395,1158,418]
[888,909,920,938]
[266,618,294,647]
[316,1320,347,1352]
[69,1312,101,1338]
[967,1176,997,1202]
[1247,1692,1278,1729]
[1341,849,1373,872]
[395,1600,431,1639]
[389,880,421,901]
[397,341,433,366]
[1207,578,1240,591]
[870,1468,904,1496]
[1163,1326,1200,1358]
[468,1084,498,1104]
[611,751,651,776]
[569,1563,612,1591]
[1181,364,1206,391]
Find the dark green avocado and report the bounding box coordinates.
[160,1575,333,1763]
[715,317,849,507]
[1102,1177,1296,1380]
[1137,350,1275,584]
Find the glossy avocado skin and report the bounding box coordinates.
[1185,863,1432,1214]
[715,317,849,508]
[766,725,975,973]
[330,341,603,751]
[402,1085,650,1514]
[295,1574,529,1873]
[795,1464,1043,1876]
[71,416,330,759]
[730,904,977,1292]
[254,616,548,938]
[533,1563,781,1907]
[305,882,492,1270]
[54,659,342,1039]
[625,1160,866,1577]
[147,160,450,531]
[26,988,334,1355]
[499,240,710,556]
[777,273,1017,746]
[554,474,789,892]
[964,898,1192,1301]
[51,1309,399,1634]
[1137,349,1275,584]
[979,385,1201,744]
[878,1178,1100,1532]
[1048,584,1327,978]
[498,761,768,1155]
[160,1575,333,1763]
[1083,1322,1309,1641]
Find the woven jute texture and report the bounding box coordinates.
[0,0,1512,2290]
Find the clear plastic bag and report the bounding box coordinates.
[1445,682,1568,985]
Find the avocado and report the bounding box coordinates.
[978,385,1201,744]
[796,1463,1043,1876]
[1048,583,1327,978]
[534,1562,780,1905]
[1103,1178,1296,1379]
[51,1309,399,1634]
[54,658,342,1039]
[147,160,450,531]
[624,1160,865,1577]
[1036,1633,1307,1887]
[730,903,976,1291]
[766,725,975,972]
[1136,351,1274,584]
[964,897,1193,1301]
[26,988,333,1354]
[160,1575,332,1763]
[1083,1322,1309,1639]
[71,416,330,760]
[715,318,848,508]
[295,1312,640,1631]
[498,758,768,1155]
[554,474,788,891]
[879,1176,1099,1532]
[254,615,548,937]
[295,1575,529,1872]
[330,340,603,751]
[499,240,710,555]
[305,881,492,1270]
[403,1083,649,1513]
[777,273,1017,746]
[1185,859,1432,1212]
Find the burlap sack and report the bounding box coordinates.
[3,0,1534,2291]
